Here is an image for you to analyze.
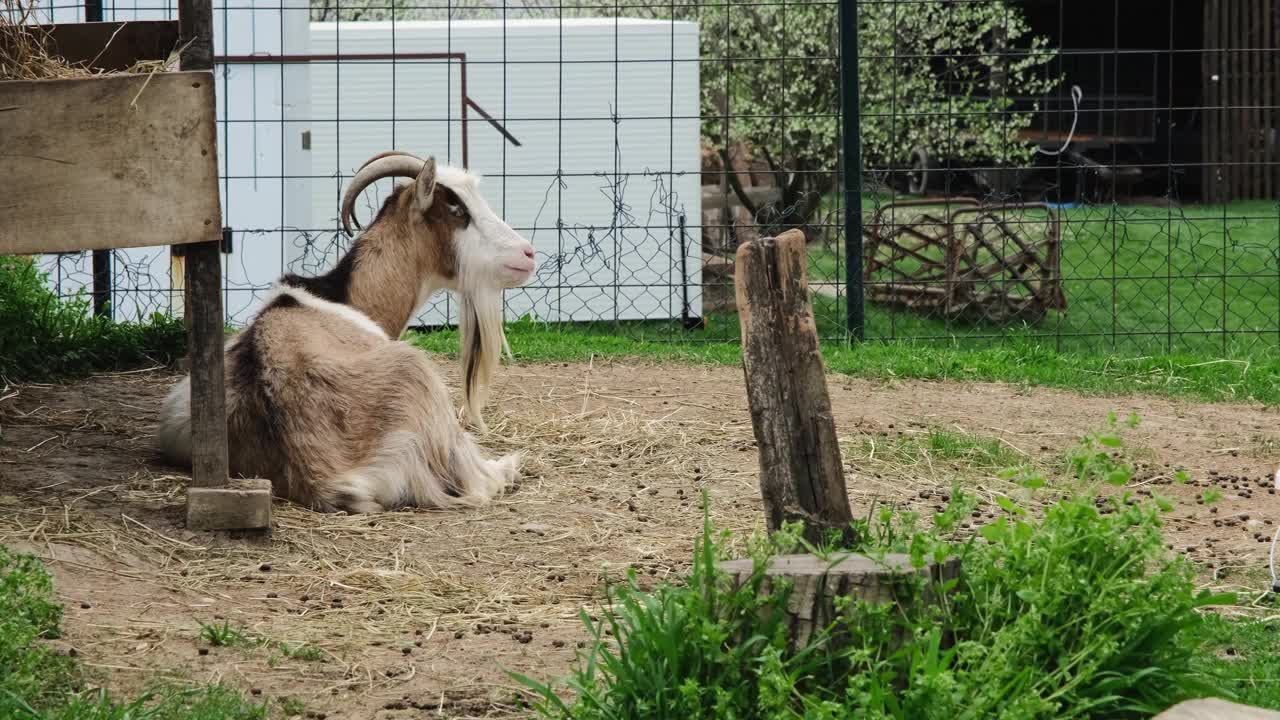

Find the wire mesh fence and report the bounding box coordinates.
[16,0,1280,358]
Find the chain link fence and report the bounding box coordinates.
[24,0,1280,357]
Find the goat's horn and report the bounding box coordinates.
[356,150,424,174]
[340,155,426,238]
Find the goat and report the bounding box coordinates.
[156,151,536,513]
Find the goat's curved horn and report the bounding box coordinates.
[356,150,424,174]
[340,154,427,238]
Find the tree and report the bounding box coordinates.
[699,1,1056,239]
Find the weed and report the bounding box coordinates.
[198,621,256,649]
[0,544,264,719]
[278,697,305,717]
[277,643,325,662]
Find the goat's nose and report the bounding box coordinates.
[522,245,535,260]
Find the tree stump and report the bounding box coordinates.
[718,553,961,652]
[735,229,854,544]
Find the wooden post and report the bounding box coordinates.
[725,229,958,658]
[179,0,272,531]
[734,229,854,545]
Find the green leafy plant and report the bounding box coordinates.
[516,417,1238,719]
[277,642,325,662]
[0,255,184,381]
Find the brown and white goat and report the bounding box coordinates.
[156,152,536,513]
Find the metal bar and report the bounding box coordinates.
[215,52,465,63]
[461,58,469,169]
[678,212,690,329]
[839,0,864,342]
[465,97,522,147]
[84,0,110,319]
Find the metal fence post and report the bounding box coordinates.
[839,0,865,342]
[85,0,111,319]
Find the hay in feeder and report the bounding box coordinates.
[1,0,179,81]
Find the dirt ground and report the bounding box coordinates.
[1,354,1278,718]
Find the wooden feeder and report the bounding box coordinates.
[0,2,271,533]
[862,198,1068,326]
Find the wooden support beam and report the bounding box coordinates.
[734,229,854,544]
[178,0,270,532]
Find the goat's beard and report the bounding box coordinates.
[458,286,508,434]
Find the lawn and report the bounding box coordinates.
[425,198,1280,406]
[805,199,1280,358]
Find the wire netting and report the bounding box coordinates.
[18,0,1280,358]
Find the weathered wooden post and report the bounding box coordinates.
[725,229,958,651]
[734,229,855,545]
[178,0,273,533]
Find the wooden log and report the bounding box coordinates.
[734,229,854,544]
[1154,698,1280,720]
[718,553,961,652]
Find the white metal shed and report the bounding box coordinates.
[308,17,703,327]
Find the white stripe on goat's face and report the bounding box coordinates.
[432,166,536,292]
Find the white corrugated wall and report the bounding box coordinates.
[309,18,703,326]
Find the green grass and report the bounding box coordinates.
[0,256,185,382]
[871,427,1025,469]
[198,621,257,649]
[1196,614,1280,710]
[807,199,1280,358]
[514,418,1276,718]
[276,643,325,663]
[0,545,266,720]
[410,318,1280,405]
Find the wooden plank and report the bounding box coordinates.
[0,71,221,255]
[1264,0,1274,198]
[179,0,214,70]
[734,229,855,545]
[1253,0,1264,200]
[1203,0,1217,202]
[0,20,180,72]
[1228,1,1239,199]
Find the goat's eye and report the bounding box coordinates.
[443,189,468,220]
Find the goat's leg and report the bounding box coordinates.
[314,347,519,512]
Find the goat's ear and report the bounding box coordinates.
[414,156,438,212]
